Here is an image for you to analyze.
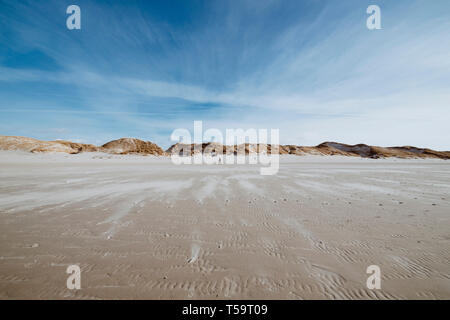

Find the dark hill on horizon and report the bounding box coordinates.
[1,135,449,159]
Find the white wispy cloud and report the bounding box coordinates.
[1,0,449,149]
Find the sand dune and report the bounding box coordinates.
[166,141,450,159]
[0,136,164,155]
[101,138,165,155]
[0,136,90,154]
[1,135,449,159]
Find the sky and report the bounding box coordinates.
[0,0,449,150]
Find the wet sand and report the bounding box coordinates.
[0,152,449,299]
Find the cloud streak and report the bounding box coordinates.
[0,0,449,149]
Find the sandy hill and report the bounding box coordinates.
[102,138,165,155]
[1,135,448,159]
[316,142,450,159]
[0,136,98,154]
[166,141,450,159]
[0,136,164,155]
[167,142,297,156]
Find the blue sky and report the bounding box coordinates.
[0,0,449,149]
